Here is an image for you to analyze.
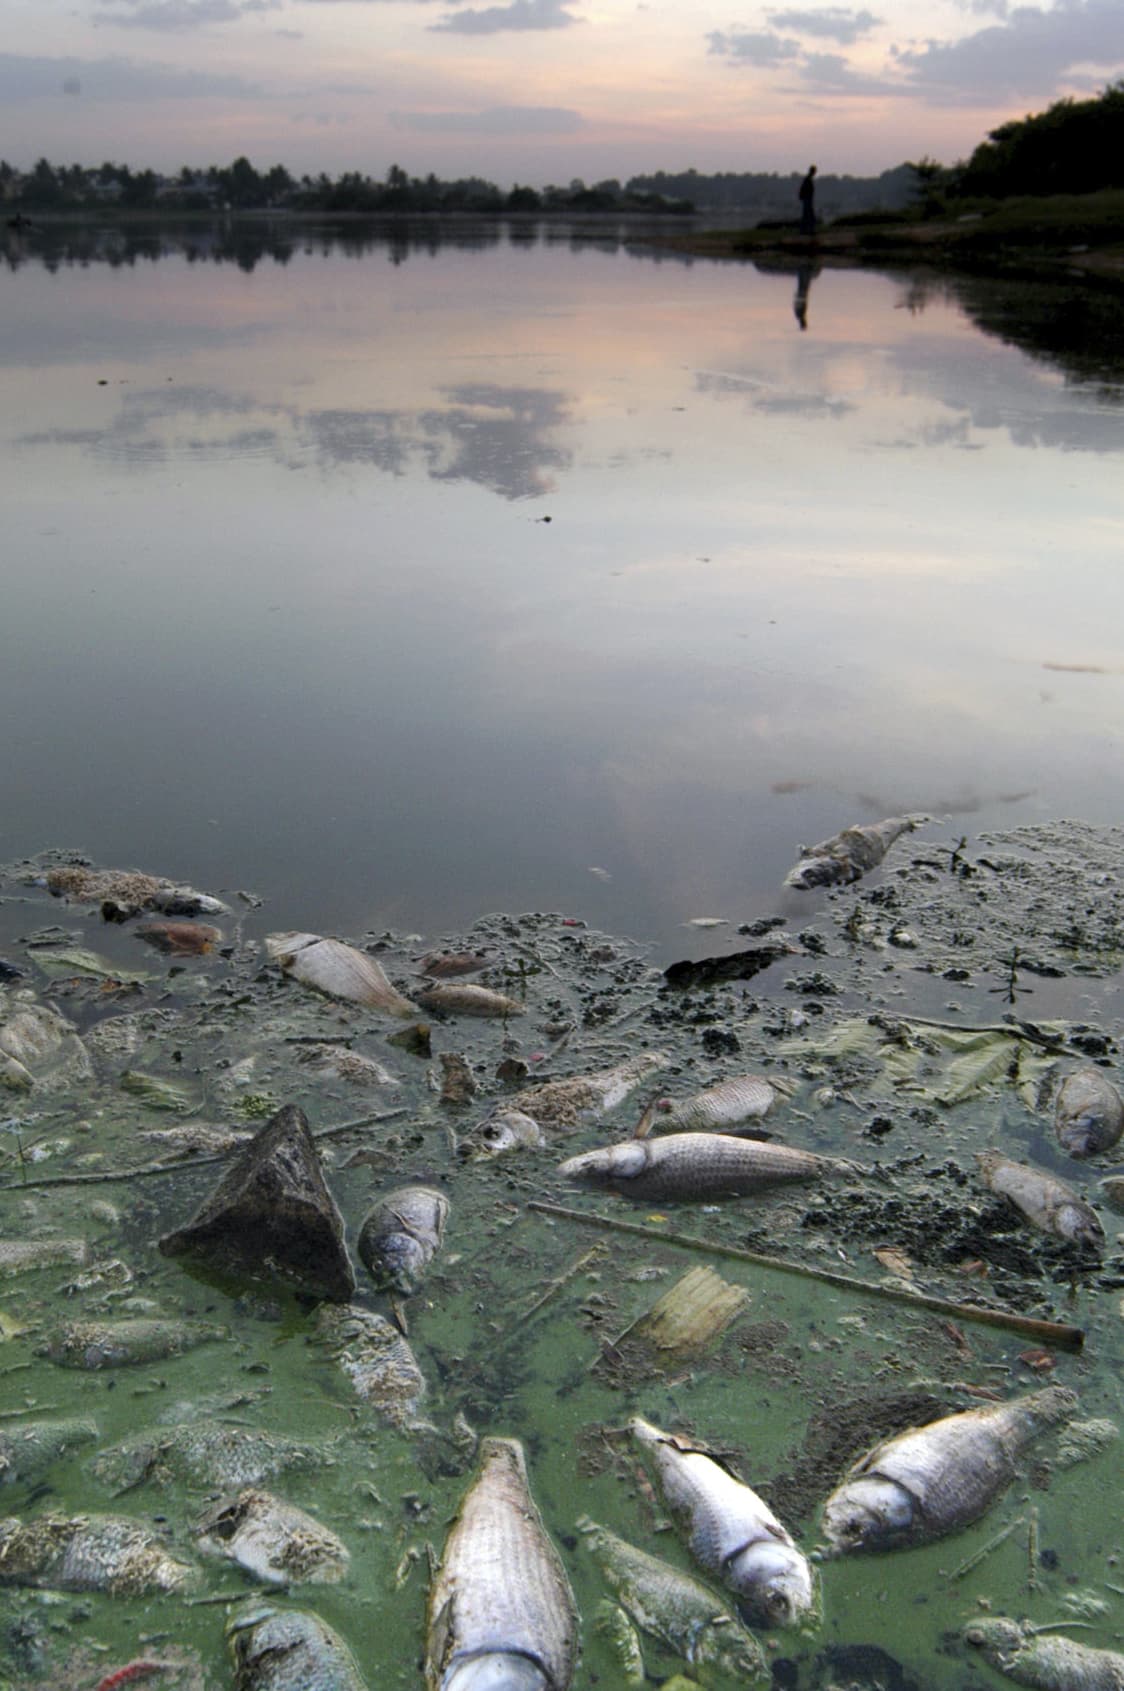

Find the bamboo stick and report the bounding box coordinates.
[527,1200,1086,1351]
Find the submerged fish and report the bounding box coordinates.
[315,1304,427,1427]
[0,1511,195,1594]
[265,932,417,1017]
[0,1418,99,1487]
[975,1150,1104,1246]
[358,1185,449,1295]
[656,1074,783,1134]
[426,1436,578,1691]
[0,1238,90,1277]
[417,949,493,978]
[579,1517,768,1683]
[1054,1068,1124,1159]
[416,982,524,1018]
[196,1488,349,1585]
[512,1052,671,1130]
[964,1616,1124,1691]
[1098,1175,1124,1215]
[631,1416,815,1629]
[228,1602,369,1691]
[93,1423,329,1493]
[819,1385,1077,1555]
[460,1106,546,1161]
[297,1044,399,1088]
[784,816,919,891]
[559,1132,847,1203]
[43,1317,225,1370]
[135,921,222,955]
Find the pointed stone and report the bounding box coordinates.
[158,1103,355,1302]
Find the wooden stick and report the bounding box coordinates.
[946,1516,1024,1583]
[527,1201,1085,1351]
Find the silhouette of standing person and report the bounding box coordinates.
[798,164,817,236]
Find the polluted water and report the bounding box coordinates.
[0,826,1123,1691]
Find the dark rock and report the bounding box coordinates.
[158,1103,355,1302]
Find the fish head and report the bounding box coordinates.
[819,1476,915,1554]
[1056,1202,1105,1248]
[557,1141,648,1188]
[729,1541,816,1630]
[443,1653,550,1691]
[1057,1114,1101,1159]
[963,1617,1025,1668]
[463,1109,543,1161]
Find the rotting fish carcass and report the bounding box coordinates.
[819,1384,1077,1555]
[0,1511,195,1594]
[964,1616,1124,1691]
[417,949,493,978]
[1054,1067,1124,1159]
[228,1602,369,1691]
[631,1416,815,1630]
[265,932,418,1017]
[315,1304,428,1428]
[975,1150,1104,1246]
[579,1516,768,1683]
[42,1317,225,1370]
[0,1238,90,1277]
[92,1423,330,1494]
[784,815,920,890]
[655,1073,787,1134]
[460,1106,545,1161]
[195,1487,349,1585]
[0,1419,99,1487]
[358,1185,449,1295]
[511,1051,671,1131]
[297,1043,400,1088]
[46,865,227,920]
[416,982,524,1018]
[426,1436,578,1691]
[134,920,222,956]
[0,1002,93,1093]
[558,1132,849,1202]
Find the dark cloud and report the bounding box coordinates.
[708,28,801,64]
[94,0,279,27]
[0,50,261,99]
[390,104,584,133]
[766,7,882,44]
[431,0,580,34]
[896,0,1124,101]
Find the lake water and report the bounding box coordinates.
[2,221,1124,1691]
[3,220,1123,958]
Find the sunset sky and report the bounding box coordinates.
[3,0,1123,186]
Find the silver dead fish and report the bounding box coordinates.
[976,1150,1104,1246]
[461,1106,546,1161]
[1054,1067,1124,1159]
[512,1051,671,1130]
[426,1436,578,1691]
[655,1074,784,1134]
[228,1602,369,1691]
[819,1384,1077,1555]
[964,1616,1124,1691]
[579,1516,768,1683]
[416,982,524,1018]
[784,816,919,890]
[315,1304,428,1427]
[0,1510,195,1594]
[196,1487,349,1585]
[358,1185,449,1295]
[631,1416,815,1629]
[0,1419,98,1487]
[265,932,418,1017]
[43,1316,225,1369]
[559,1131,848,1202]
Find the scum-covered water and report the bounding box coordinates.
[1,820,1123,1691]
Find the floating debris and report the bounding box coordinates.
[628,1265,749,1357]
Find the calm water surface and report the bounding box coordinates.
[2,221,1123,953]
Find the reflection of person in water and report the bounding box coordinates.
[793,261,815,329]
[798,164,817,236]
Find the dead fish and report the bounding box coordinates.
[512,1051,671,1130]
[819,1384,1077,1555]
[417,949,493,978]
[426,1436,578,1691]
[559,1132,848,1202]
[228,1602,369,1691]
[975,1150,1104,1246]
[139,1123,254,1157]
[0,1238,90,1277]
[265,932,417,1017]
[0,1419,99,1487]
[93,1424,329,1494]
[1054,1067,1124,1159]
[0,1003,93,1092]
[1098,1174,1124,1215]
[460,1106,546,1161]
[196,1488,348,1585]
[43,1317,225,1369]
[784,815,920,890]
[964,1616,1124,1691]
[315,1304,428,1427]
[579,1517,768,1683]
[297,1044,400,1088]
[46,865,227,920]
[135,921,222,956]
[416,982,524,1019]
[438,1051,477,1104]
[631,1417,815,1629]
[358,1185,449,1295]
[0,1511,195,1594]
[656,1074,784,1134]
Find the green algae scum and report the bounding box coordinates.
[1,826,1123,1691]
